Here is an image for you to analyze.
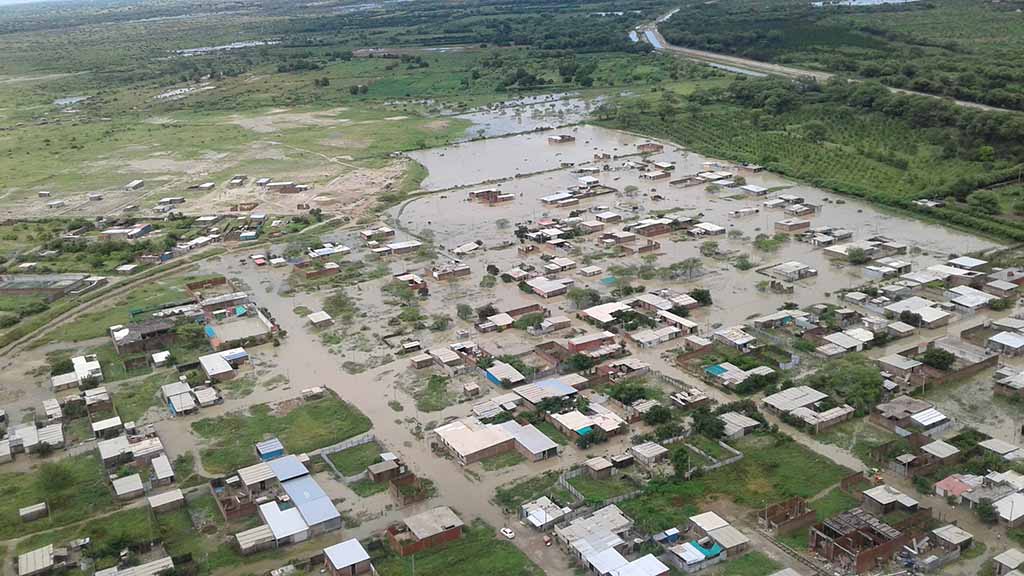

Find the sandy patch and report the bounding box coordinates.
[385,115,410,121]
[144,116,177,125]
[319,136,371,150]
[227,108,351,133]
[425,119,451,131]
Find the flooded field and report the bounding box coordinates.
[398,125,998,327]
[451,93,608,140]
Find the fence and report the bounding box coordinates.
[320,432,378,483]
[557,466,644,507]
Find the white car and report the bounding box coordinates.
[500,527,515,540]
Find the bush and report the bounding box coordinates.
[921,348,955,371]
[643,405,673,425]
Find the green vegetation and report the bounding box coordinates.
[412,374,455,412]
[112,369,174,422]
[0,454,114,539]
[327,441,382,476]
[658,0,1024,111]
[602,75,1024,242]
[621,434,851,533]
[349,478,389,497]
[816,418,898,464]
[568,475,638,504]
[374,520,544,576]
[802,353,883,415]
[494,470,575,509]
[780,487,860,548]
[41,274,217,344]
[191,396,371,474]
[535,420,570,446]
[480,450,527,471]
[709,551,781,576]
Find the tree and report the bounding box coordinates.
[456,303,474,321]
[921,348,955,370]
[485,264,500,276]
[476,304,498,321]
[36,461,73,493]
[700,241,719,257]
[900,310,923,327]
[576,427,607,449]
[976,499,998,524]
[567,287,602,310]
[429,315,451,331]
[689,288,712,306]
[563,353,597,373]
[512,312,545,330]
[802,120,828,143]
[967,190,1001,215]
[691,407,725,439]
[643,405,673,426]
[846,247,871,265]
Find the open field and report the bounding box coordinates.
[0,454,114,540]
[620,434,852,533]
[373,520,544,576]
[191,395,371,474]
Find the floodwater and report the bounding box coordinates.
[53,96,89,107]
[452,93,608,140]
[408,124,636,190]
[396,125,998,327]
[812,0,918,5]
[174,40,280,56]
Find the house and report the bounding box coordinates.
[555,505,633,562]
[810,507,910,574]
[995,492,1024,528]
[934,473,982,503]
[109,319,176,355]
[994,548,1024,576]
[637,142,664,153]
[568,331,616,353]
[712,326,757,352]
[989,332,1024,356]
[307,311,333,328]
[432,418,515,465]
[719,411,761,440]
[112,474,145,501]
[872,395,951,436]
[50,354,103,392]
[324,539,374,576]
[526,276,575,298]
[485,360,526,387]
[199,348,249,381]
[766,261,817,281]
[18,545,65,576]
[522,496,571,530]
[148,489,185,513]
[387,506,464,556]
[256,438,285,461]
[931,524,973,553]
[861,485,919,516]
[986,279,1019,298]
[949,256,988,271]
[689,511,750,554]
[775,219,811,233]
[876,354,922,380]
[630,441,669,467]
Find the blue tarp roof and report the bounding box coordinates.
[204,325,216,337]
[235,305,247,316]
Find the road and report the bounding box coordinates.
[637,22,1013,114]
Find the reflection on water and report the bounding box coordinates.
[395,125,998,327]
[453,93,607,139]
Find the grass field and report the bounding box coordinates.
[40,273,218,344]
[480,450,526,472]
[620,434,852,533]
[534,421,570,446]
[708,551,781,576]
[191,396,371,474]
[373,520,543,576]
[0,453,115,540]
[412,375,455,412]
[327,441,382,476]
[494,470,575,509]
[568,475,638,504]
[112,369,176,422]
[816,418,898,465]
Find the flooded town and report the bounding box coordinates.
[3,1,1024,576]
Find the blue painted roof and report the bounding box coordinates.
[255,437,284,456]
[204,325,216,338]
[282,474,340,526]
[269,454,308,482]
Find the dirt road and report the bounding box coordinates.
[639,23,1012,113]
